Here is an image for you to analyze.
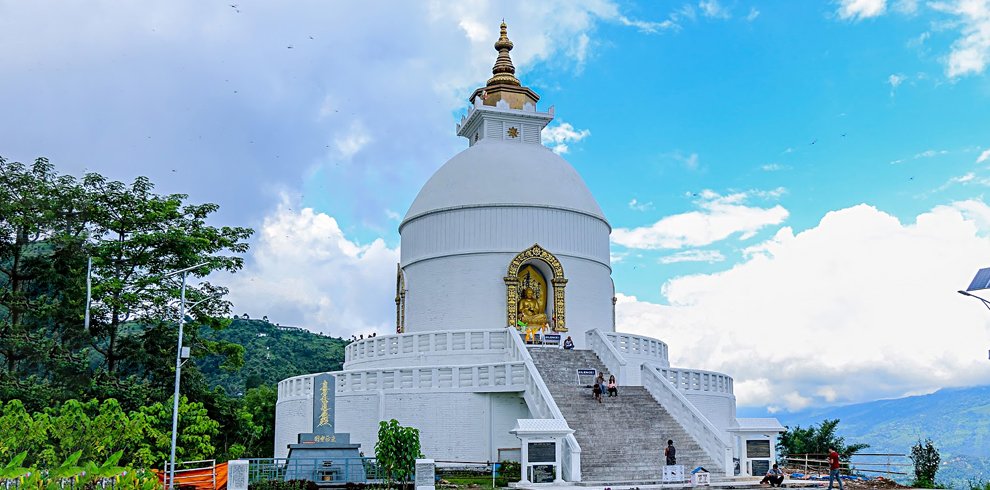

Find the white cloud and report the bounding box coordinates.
[930,0,990,77]
[659,249,726,264]
[226,197,399,338]
[837,0,888,20]
[628,198,654,211]
[761,163,789,172]
[616,201,990,410]
[333,120,372,160]
[746,8,761,21]
[888,73,906,95]
[699,0,731,19]
[542,121,591,154]
[978,148,990,163]
[612,189,789,249]
[954,172,977,183]
[616,15,679,33]
[893,0,920,14]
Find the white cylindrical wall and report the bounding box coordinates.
[400,206,613,347]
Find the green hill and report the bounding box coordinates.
[196,318,349,395]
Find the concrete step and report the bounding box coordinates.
[528,348,722,481]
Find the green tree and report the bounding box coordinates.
[375,419,422,486]
[910,438,941,488]
[134,395,220,467]
[777,419,869,460]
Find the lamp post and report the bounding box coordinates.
[163,262,209,490]
[957,290,990,311]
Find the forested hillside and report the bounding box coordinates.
[197,318,348,395]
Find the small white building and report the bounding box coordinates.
[275,22,783,482]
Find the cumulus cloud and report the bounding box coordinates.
[542,121,591,154]
[659,249,726,264]
[612,189,789,250]
[616,201,990,410]
[837,0,888,20]
[761,163,789,172]
[978,148,990,163]
[930,0,990,77]
[225,197,399,338]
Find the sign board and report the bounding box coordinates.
[576,369,597,377]
[691,471,710,486]
[543,334,561,344]
[751,459,770,477]
[528,442,556,463]
[746,440,771,458]
[227,460,249,490]
[311,373,336,435]
[662,465,685,483]
[415,459,436,490]
[530,464,555,484]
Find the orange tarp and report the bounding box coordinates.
[157,462,227,490]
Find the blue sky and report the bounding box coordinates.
[2,0,990,410]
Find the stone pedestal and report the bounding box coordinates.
[284,373,365,484]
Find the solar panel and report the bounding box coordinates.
[966,267,990,291]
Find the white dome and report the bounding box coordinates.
[402,139,607,226]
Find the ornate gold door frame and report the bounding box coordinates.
[504,243,567,332]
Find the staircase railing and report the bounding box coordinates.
[641,364,732,475]
[507,330,582,481]
[585,329,628,382]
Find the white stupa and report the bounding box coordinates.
[275,23,783,483]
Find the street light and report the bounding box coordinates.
[957,290,990,311]
[163,262,209,490]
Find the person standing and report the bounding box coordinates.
[664,440,676,465]
[827,447,843,490]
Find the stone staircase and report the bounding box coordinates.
[529,348,721,482]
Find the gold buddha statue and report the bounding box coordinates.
[518,287,548,328]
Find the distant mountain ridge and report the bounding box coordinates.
[739,385,990,485]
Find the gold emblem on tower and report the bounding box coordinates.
[507,127,519,138]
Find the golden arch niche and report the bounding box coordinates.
[505,244,567,332]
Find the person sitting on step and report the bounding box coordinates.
[760,463,785,487]
[592,380,602,403]
[563,336,574,350]
[607,374,618,397]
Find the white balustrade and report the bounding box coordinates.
[344,329,511,368]
[585,329,628,382]
[604,332,669,365]
[641,365,732,475]
[335,362,527,393]
[507,331,582,481]
[657,367,734,395]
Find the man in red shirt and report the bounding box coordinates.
[827,447,843,490]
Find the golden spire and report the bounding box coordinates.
[487,21,521,86]
[468,21,539,109]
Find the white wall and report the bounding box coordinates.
[276,388,530,462]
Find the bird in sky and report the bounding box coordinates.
[810,138,817,145]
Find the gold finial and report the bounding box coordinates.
[487,21,520,86]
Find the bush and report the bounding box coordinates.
[374,419,422,486]
[495,460,521,486]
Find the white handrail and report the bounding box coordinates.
[585,329,628,382]
[507,330,582,481]
[658,367,734,395]
[641,364,731,475]
[345,329,510,366]
[335,362,527,393]
[603,331,669,365]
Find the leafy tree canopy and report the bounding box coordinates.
[777,418,870,459]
